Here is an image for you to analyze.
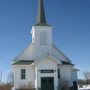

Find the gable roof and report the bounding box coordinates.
[12,60,34,65]
[13,44,34,62]
[12,43,72,64]
[61,61,74,65]
[34,54,62,64]
[52,44,71,62]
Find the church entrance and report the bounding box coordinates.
[41,77,54,90]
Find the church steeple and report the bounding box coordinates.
[36,0,47,25]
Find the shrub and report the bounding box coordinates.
[58,78,70,90]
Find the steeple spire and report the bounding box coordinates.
[36,0,47,25]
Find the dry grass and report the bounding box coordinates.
[17,89,35,90]
[0,83,13,90]
[18,82,35,90]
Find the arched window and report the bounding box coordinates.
[40,32,47,45]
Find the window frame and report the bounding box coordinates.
[21,69,26,79]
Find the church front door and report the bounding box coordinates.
[41,77,54,90]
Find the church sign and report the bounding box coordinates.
[40,69,55,73]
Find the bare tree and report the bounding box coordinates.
[78,79,86,87]
[7,72,14,85]
[84,71,90,85]
[58,78,70,90]
[0,70,2,85]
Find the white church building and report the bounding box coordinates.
[12,0,78,90]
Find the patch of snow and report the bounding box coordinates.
[79,85,90,90]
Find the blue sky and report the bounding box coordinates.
[0,0,90,82]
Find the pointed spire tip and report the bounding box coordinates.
[36,0,47,25]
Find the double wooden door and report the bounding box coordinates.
[41,77,54,90]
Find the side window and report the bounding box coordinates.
[21,69,26,79]
[58,69,60,79]
[40,32,47,45]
